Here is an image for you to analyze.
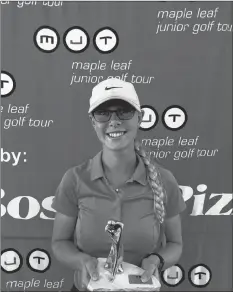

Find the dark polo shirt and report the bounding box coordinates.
[52,151,186,266]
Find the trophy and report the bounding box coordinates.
[104,220,124,280]
[87,220,161,291]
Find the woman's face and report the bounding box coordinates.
[90,100,143,152]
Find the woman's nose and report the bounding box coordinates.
[109,112,121,126]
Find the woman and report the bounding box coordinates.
[51,78,186,291]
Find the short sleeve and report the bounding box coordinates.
[51,168,79,217]
[163,170,186,219]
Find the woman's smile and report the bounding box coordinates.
[106,131,127,139]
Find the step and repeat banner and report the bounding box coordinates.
[1,1,232,291]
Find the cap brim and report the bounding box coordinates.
[88,96,141,113]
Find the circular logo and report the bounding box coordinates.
[188,264,212,287]
[161,264,185,287]
[1,249,23,273]
[1,71,16,97]
[27,249,51,273]
[63,26,90,53]
[139,105,159,131]
[34,26,60,53]
[162,105,188,131]
[93,27,119,54]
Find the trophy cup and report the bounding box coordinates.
[87,220,161,291]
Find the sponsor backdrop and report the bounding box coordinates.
[1,1,232,291]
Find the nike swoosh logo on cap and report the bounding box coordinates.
[105,86,122,90]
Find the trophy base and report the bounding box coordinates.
[87,258,161,291]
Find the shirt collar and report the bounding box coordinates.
[90,150,147,186]
[90,151,105,181]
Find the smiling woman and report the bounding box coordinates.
[90,100,138,155]
[51,78,186,291]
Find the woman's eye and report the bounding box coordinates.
[119,110,132,114]
[97,111,108,115]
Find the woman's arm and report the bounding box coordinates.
[152,214,183,270]
[141,214,183,282]
[51,212,91,271]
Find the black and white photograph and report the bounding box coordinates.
[1,1,232,291]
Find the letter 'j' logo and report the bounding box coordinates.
[140,105,159,131]
[1,249,23,273]
[63,26,90,53]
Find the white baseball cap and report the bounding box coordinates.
[88,78,141,113]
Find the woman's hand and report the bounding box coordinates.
[74,254,99,290]
[140,255,160,283]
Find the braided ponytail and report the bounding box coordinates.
[134,140,167,224]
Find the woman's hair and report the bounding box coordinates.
[134,140,167,224]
